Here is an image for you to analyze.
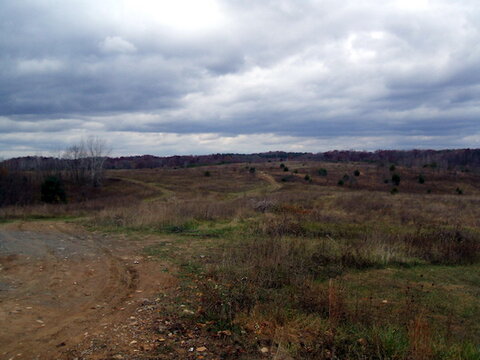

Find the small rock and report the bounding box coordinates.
[260,347,269,354]
[197,346,207,352]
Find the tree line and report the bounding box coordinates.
[0,137,109,206]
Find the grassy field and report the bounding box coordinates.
[2,161,480,359]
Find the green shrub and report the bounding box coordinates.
[392,173,401,186]
[418,174,425,184]
[318,168,328,176]
[41,176,66,204]
[354,169,360,176]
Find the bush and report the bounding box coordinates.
[338,179,344,186]
[392,173,401,186]
[354,170,360,176]
[390,187,398,195]
[283,167,289,172]
[456,187,463,195]
[389,165,396,172]
[41,176,66,204]
[249,167,256,174]
[318,168,328,176]
[204,171,211,177]
[304,174,311,182]
[418,174,425,184]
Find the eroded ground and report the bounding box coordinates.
[0,221,179,360]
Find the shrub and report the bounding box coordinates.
[41,176,66,204]
[354,170,360,176]
[249,167,256,174]
[456,187,463,195]
[389,164,396,172]
[392,173,401,186]
[283,167,289,172]
[304,174,311,182]
[338,179,344,186]
[418,174,425,184]
[390,187,399,195]
[318,168,328,176]
[280,163,285,169]
[204,170,211,177]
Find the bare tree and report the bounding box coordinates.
[63,143,88,185]
[63,136,110,187]
[85,136,110,187]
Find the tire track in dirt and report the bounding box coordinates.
[257,171,282,191]
[0,222,174,360]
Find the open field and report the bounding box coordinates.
[1,161,480,359]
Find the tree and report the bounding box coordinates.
[63,136,110,187]
[63,144,88,185]
[85,136,109,187]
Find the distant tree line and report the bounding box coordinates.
[4,149,480,172]
[0,136,109,206]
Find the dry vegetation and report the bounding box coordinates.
[2,161,480,359]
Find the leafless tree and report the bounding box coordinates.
[85,136,110,187]
[63,143,88,185]
[63,136,110,187]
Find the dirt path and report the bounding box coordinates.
[109,176,175,202]
[257,171,282,191]
[0,222,177,360]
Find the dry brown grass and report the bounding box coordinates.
[2,162,480,359]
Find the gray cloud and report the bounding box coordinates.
[1,0,480,157]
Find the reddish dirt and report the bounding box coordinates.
[0,222,178,360]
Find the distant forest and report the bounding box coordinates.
[3,148,480,171]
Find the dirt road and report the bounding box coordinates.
[0,222,177,360]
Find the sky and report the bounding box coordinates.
[1,0,480,158]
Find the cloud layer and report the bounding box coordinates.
[1,0,480,157]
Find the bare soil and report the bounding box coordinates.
[0,221,178,360]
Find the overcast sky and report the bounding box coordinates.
[1,0,480,157]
